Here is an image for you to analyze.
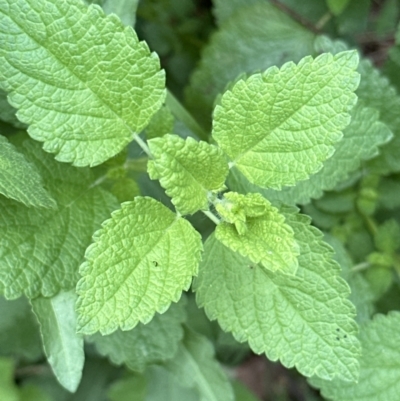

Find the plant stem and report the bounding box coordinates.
[351,261,370,272]
[202,210,221,225]
[166,90,209,141]
[268,0,321,34]
[315,12,332,30]
[133,133,152,158]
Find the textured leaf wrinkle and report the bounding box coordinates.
[212,51,360,189]
[0,0,165,166]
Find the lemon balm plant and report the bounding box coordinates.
[1,0,400,400]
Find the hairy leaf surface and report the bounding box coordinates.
[248,102,392,205]
[215,193,299,274]
[315,36,400,174]
[311,312,400,401]
[89,301,186,372]
[0,140,118,299]
[0,135,55,208]
[194,207,360,381]
[31,291,84,393]
[76,197,202,335]
[148,135,228,215]
[186,2,316,125]
[163,329,234,401]
[0,0,165,166]
[212,51,359,189]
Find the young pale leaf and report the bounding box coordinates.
[0,135,55,208]
[194,207,361,381]
[31,291,84,393]
[253,102,392,205]
[89,300,186,372]
[0,296,42,361]
[0,0,165,166]
[76,197,202,335]
[163,328,234,401]
[215,193,299,274]
[212,51,359,189]
[187,2,316,125]
[0,140,118,299]
[148,135,228,215]
[311,312,400,401]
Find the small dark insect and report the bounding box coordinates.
[344,335,347,339]
[152,261,158,267]
[336,337,340,341]
[248,265,254,269]
[336,328,340,332]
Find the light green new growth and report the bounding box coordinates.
[215,192,271,235]
[31,291,84,393]
[0,140,118,299]
[148,135,228,215]
[90,301,186,372]
[194,206,361,382]
[163,329,234,401]
[0,0,165,166]
[215,192,299,274]
[0,135,55,208]
[261,102,392,205]
[0,357,19,401]
[76,197,203,335]
[212,51,360,189]
[311,312,400,401]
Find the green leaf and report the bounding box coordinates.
[0,89,25,128]
[374,219,400,254]
[146,366,200,401]
[311,312,400,401]
[324,235,374,324]
[257,102,392,205]
[19,384,53,401]
[148,135,228,215]
[0,357,19,401]
[214,192,299,274]
[145,105,174,140]
[194,207,361,381]
[315,36,400,174]
[100,0,139,27]
[108,375,147,401]
[31,291,84,393]
[186,2,316,126]
[326,0,351,15]
[0,296,42,361]
[89,300,186,372]
[0,135,55,208]
[76,196,203,335]
[0,0,165,166]
[0,140,118,299]
[163,328,234,401]
[212,51,360,189]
